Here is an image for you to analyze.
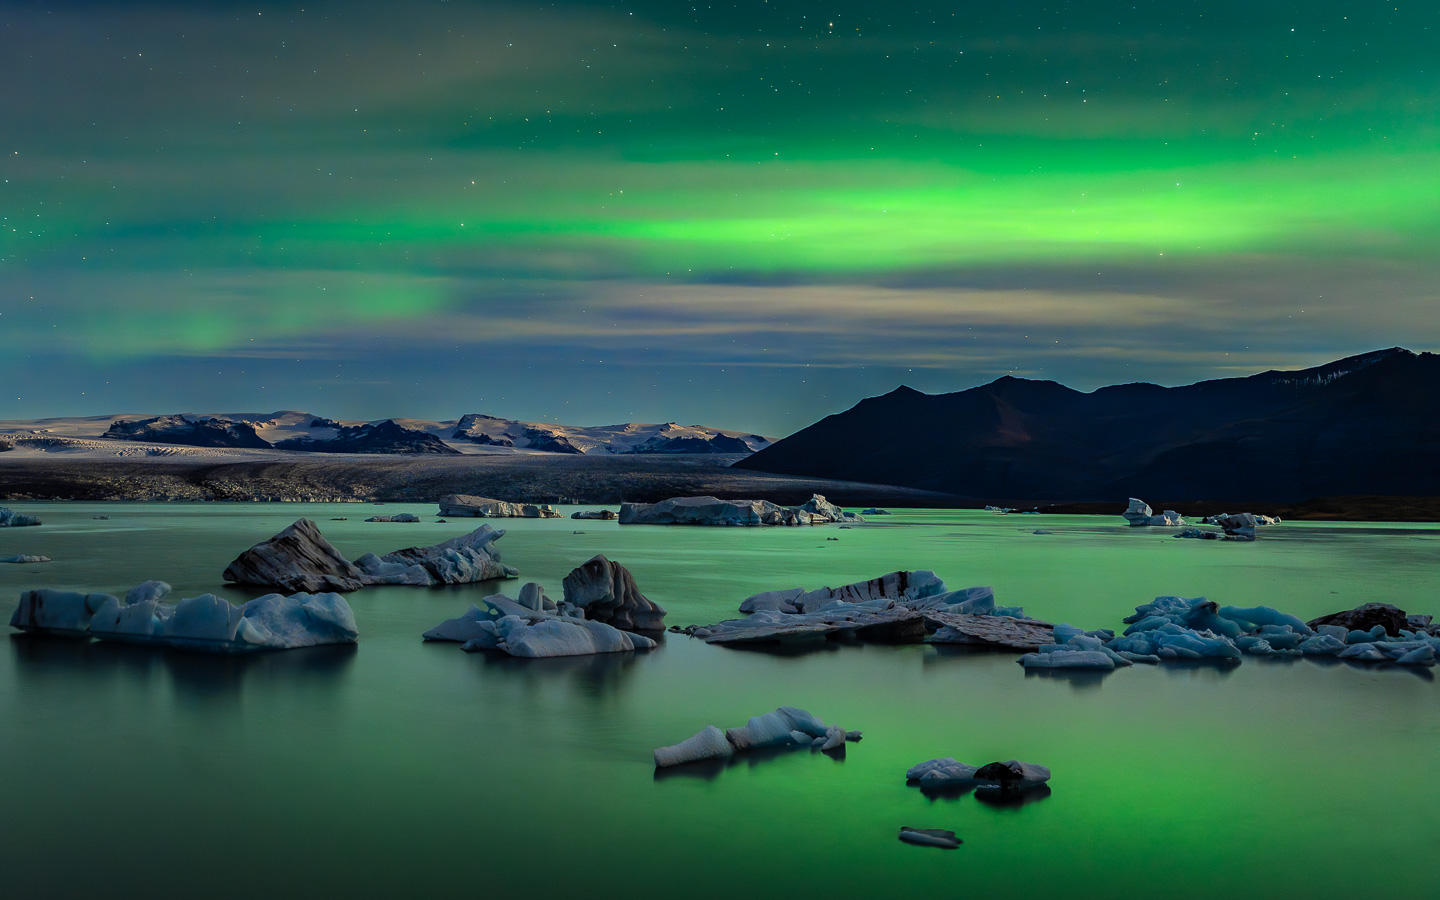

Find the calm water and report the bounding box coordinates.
[3,503,1439,899]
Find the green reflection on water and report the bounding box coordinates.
[2,503,1438,899]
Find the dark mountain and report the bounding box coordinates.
[275,420,459,455]
[733,349,1440,503]
[104,415,273,449]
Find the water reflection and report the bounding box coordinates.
[1157,659,1241,682]
[1337,659,1435,680]
[8,633,357,706]
[459,645,645,702]
[652,743,842,783]
[1021,668,1114,690]
[914,784,976,802]
[975,785,1052,810]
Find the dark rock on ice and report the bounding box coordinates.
[1306,602,1410,637]
[561,554,666,631]
[223,518,368,593]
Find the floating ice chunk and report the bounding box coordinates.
[1219,605,1312,635]
[1019,650,1114,669]
[490,615,654,658]
[654,725,735,768]
[353,553,434,585]
[1298,634,1347,655]
[1,555,51,564]
[776,706,828,737]
[0,507,41,527]
[124,580,171,605]
[1395,646,1436,666]
[1347,625,1388,644]
[1117,651,1160,664]
[87,590,358,652]
[738,570,947,615]
[9,589,115,636]
[906,758,980,787]
[1052,623,1087,643]
[1338,643,1389,662]
[898,827,961,849]
[726,711,803,751]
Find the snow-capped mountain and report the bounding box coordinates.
[0,410,773,457]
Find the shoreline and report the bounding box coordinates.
[1,454,1437,522]
[0,454,967,508]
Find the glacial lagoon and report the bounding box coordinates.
[3,503,1440,898]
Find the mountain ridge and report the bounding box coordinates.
[733,348,1439,503]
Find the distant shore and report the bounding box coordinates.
[1034,497,1440,523]
[0,453,965,508]
[2,453,1436,522]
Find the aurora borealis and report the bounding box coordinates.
[3,1,1438,433]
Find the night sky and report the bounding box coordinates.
[3,1,1437,434]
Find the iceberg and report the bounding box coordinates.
[619,494,860,527]
[654,706,859,768]
[898,828,962,849]
[1122,498,1185,527]
[424,586,655,659]
[10,582,358,652]
[0,507,42,528]
[438,494,561,518]
[906,758,981,789]
[225,519,517,592]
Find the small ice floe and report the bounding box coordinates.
[906,758,980,789]
[898,827,961,849]
[1,555,51,564]
[861,508,892,515]
[1176,512,1268,541]
[654,706,860,768]
[680,573,1055,651]
[365,513,420,523]
[571,509,617,520]
[618,493,863,526]
[9,582,358,652]
[1122,498,1185,527]
[906,758,1051,796]
[0,507,41,527]
[1202,512,1281,527]
[439,495,562,518]
[224,519,518,592]
[653,726,734,768]
[424,582,656,659]
[1029,596,1440,672]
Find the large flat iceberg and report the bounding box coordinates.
[9,582,358,652]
